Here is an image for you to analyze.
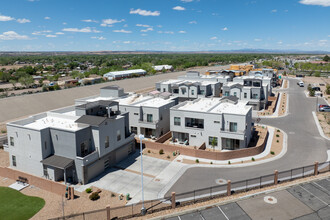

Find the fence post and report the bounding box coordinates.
[274,170,278,185]
[106,205,110,220]
[314,161,319,176]
[171,192,176,209]
[227,180,231,196]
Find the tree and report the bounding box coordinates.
[9,79,17,88]
[18,75,34,87]
[211,137,217,152]
[323,55,330,62]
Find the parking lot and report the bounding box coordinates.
[165,177,330,220]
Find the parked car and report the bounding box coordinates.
[319,104,330,108]
[297,81,304,87]
[319,106,330,112]
[312,87,321,91]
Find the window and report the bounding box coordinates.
[208,137,218,147]
[181,88,186,95]
[134,113,139,115]
[28,134,31,140]
[200,90,205,95]
[229,122,238,132]
[224,91,229,96]
[131,126,137,134]
[10,137,14,146]
[117,130,121,141]
[147,114,153,122]
[104,159,110,169]
[173,89,179,94]
[174,117,181,126]
[234,92,237,97]
[12,155,16,167]
[56,135,58,141]
[160,115,163,121]
[191,90,195,95]
[252,94,259,99]
[190,135,196,137]
[163,88,166,92]
[185,117,204,129]
[244,93,247,98]
[224,139,240,150]
[214,121,220,124]
[105,136,109,148]
[43,168,48,178]
[81,142,88,157]
[44,141,47,150]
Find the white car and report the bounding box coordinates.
[298,81,304,87]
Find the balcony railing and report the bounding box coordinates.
[76,150,99,166]
[138,119,159,125]
[221,128,245,134]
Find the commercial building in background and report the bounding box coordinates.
[170,97,252,150]
[153,65,174,72]
[6,100,135,185]
[103,69,146,80]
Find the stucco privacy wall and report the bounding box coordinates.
[0,167,67,196]
[142,130,268,161]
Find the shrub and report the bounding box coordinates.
[277,140,279,143]
[314,72,321,77]
[167,155,171,159]
[173,152,176,156]
[1,129,6,134]
[210,161,213,164]
[147,150,151,153]
[195,159,199,163]
[252,157,255,161]
[277,129,280,132]
[89,192,100,201]
[111,193,116,197]
[276,134,279,138]
[271,151,275,155]
[159,149,164,155]
[85,188,92,193]
[228,161,231,165]
[126,193,131,201]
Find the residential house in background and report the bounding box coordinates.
[249,69,278,87]
[170,97,252,150]
[153,65,174,72]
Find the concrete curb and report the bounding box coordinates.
[150,174,330,220]
[312,111,330,141]
[258,92,289,119]
[157,126,288,199]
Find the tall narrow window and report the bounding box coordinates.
[10,137,14,146]
[44,141,47,150]
[117,130,121,141]
[105,136,109,148]
[244,93,247,98]
[174,117,181,126]
[229,122,238,132]
[147,114,153,122]
[12,155,16,167]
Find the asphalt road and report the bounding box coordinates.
[0,66,228,123]
[165,77,330,197]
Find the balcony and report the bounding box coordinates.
[76,150,99,166]
[138,119,159,129]
[220,128,245,140]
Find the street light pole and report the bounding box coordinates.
[139,134,146,215]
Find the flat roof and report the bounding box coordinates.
[104,69,146,76]
[41,155,74,169]
[134,97,174,107]
[174,98,250,115]
[115,94,151,105]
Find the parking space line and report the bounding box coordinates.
[299,185,328,206]
[178,216,182,220]
[312,182,330,195]
[198,211,206,220]
[217,206,229,220]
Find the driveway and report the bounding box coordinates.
[165,77,330,197]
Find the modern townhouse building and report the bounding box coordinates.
[170,97,252,150]
[6,100,135,185]
[233,76,272,95]
[156,79,221,101]
[113,93,178,139]
[178,71,232,84]
[249,69,278,87]
[222,77,269,110]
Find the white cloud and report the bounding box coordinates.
[136,24,151,27]
[181,0,193,2]
[254,38,262,42]
[101,19,125,27]
[173,6,186,11]
[91,36,106,40]
[271,9,277,13]
[55,32,64,35]
[222,27,228,31]
[299,0,330,7]
[62,27,101,33]
[178,30,186,34]
[0,31,30,40]
[63,22,67,25]
[44,17,51,20]
[82,19,98,23]
[16,18,31,23]
[46,35,57,38]
[32,30,52,35]
[141,27,153,32]
[210,36,217,40]
[113,29,132,33]
[277,41,283,44]
[189,21,197,24]
[123,41,131,44]
[157,25,163,28]
[0,14,15,21]
[141,34,148,36]
[130,8,160,16]
[158,31,174,34]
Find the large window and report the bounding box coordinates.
[208,137,218,147]
[174,117,181,126]
[147,114,153,122]
[173,89,179,94]
[131,126,137,134]
[12,155,16,167]
[185,118,204,129]
[10,137,14,146]
[117,130,121,141]
[105,136,109,148]
[224,139,240,150]
[229,122,237,132]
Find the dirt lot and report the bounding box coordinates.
[317,112,330,138]
[302,76,330,102]
[142,148,178,161]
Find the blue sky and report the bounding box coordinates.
[0,0,329,51]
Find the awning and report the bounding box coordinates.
[41,155,74,169]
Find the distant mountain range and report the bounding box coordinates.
[0,49,329,56]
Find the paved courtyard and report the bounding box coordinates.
[165,177,330,220]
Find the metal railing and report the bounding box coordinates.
[49,161,330,220]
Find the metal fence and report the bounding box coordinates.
[49,161,330,220]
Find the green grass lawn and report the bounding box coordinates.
[0,186,45,220]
